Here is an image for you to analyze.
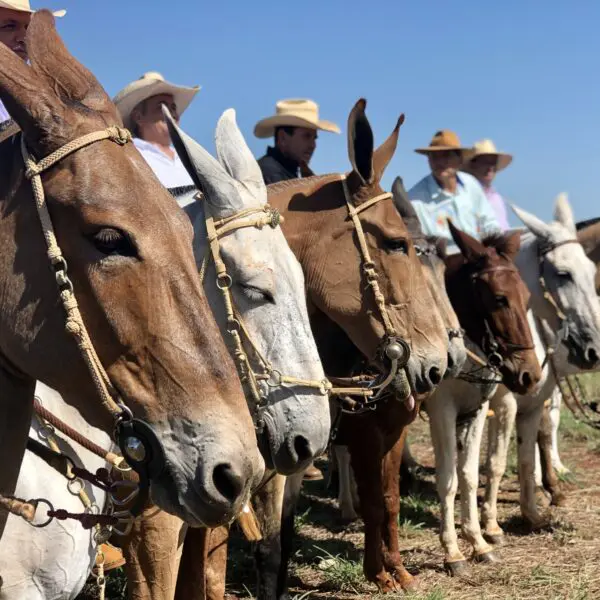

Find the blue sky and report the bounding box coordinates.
[45,0,598,227]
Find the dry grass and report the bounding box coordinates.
[78,373,600,600]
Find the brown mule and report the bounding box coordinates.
[0,11,262,545]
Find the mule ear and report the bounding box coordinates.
[163,106,242,217]
[436,237,448,259]
[0,18,54,142]
[373,114,404,183]
[347,98,373,185]
[392,175,417,220]
[215,108,265,201]
[511,203,551,241]
[27,11,115,117]
[553,192,576,237]
[496,230,522,259]
[448,219,487,262]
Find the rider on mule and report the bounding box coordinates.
[254,98,340,184]
[113,71,200,188]
[407,129,501,254]
[0,0,65,124]
[463,138,514,231]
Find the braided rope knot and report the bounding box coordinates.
[107,127,132,146]
[65,319,82,336]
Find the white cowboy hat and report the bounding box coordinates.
[254,98,340,139]
[113,71,200,131]
[464,139,513,171]
[0,0,65,16]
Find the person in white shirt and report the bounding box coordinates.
[0,0,65,124]
[113,71,200,189]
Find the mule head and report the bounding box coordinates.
[165,108,331,475]
[392,176,466,378]
[445,221,541,394]
[277,99,449,398]
[513,195,600,370]
[0,12,263,527]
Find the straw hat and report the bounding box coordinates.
[254,99,340,139]
[464,139,513,171]
[113,71,200,131]
[415,129,469,156]
[0,0,65,16]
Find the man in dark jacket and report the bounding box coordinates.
[254,99,339,481]
[254,98,340,185]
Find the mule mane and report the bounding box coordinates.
[267,174,341,197]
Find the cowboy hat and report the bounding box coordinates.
[113,71,200,131]
[0,0,65,16]
[254,99,340,139]
[464,139,513,171]
[414,129,469,156]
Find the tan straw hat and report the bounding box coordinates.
[254,98,341,139]
[464,139,513,171]
[113,71,200,131]
[415,129,469,155]
[0,0,65,16]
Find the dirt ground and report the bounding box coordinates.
[78,373,600,600]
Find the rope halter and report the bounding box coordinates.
[198,198,332,429]
[20,126,166,484]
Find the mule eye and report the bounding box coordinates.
[90,228,136,258]
[557,271,573,282]
[384,238,409,254]
[495,295,509,308]
[239,283,275,304]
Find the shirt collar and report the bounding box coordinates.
[426,172,465,200]
[266,145,300,176]
[133,137,176,159]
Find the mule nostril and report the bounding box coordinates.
[586,346,599,365]
[520,371,532,389]
[293,435,313,464]
[212,463,244,503]
[447,352,455,371]
[429,366,442,386]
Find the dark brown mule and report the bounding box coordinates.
[424,222,541,573]
[0,12,262,541]
[193,100,451,599]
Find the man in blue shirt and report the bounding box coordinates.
[407,130,501,254]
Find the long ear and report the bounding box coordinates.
[511,203,552,241]
[215,108,265,200]
[0,18,54,141]
[27,11,116,117]
[372,114,404,183]
[392,176,417,220]
[163,106,242,217]
[347,98,373,185]
[496,230,522,260]
[448,219,487,262]
[553,192,576,237]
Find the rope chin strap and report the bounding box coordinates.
[199,200,333,429]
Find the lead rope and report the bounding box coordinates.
[20,128,132,420]
[34,411,108,600]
